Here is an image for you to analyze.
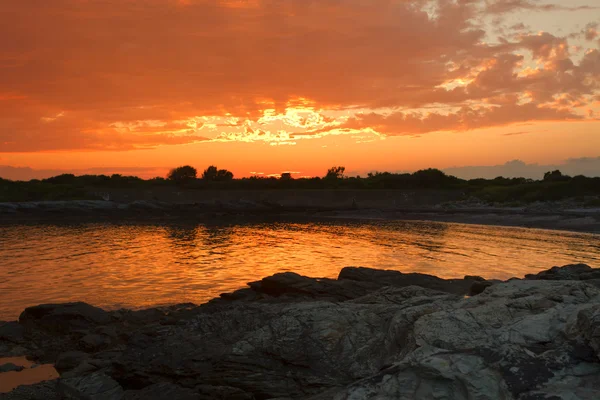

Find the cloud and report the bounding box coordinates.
[444,158,600,179]
[312,103,580,136]
[0,0,599,151]
[485,0,599,14]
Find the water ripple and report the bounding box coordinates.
[0,219,599,320]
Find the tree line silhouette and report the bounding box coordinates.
[1,165,599,204]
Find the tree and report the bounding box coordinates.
[543,170,565,182]
[325,166,346,179]
[216,169,234,181]
[280,172,292,181]
[202,165,234,181]
[167,165,197,183]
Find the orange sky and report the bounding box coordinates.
[1,0,599,179]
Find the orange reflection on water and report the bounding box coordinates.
[0,357,58,393]
[0,220,599,320]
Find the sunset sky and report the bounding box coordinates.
[1,0,599,180]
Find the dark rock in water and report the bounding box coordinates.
[19,302,111,333]
[580,270,600,280]
[55,351,90,374]
[338,266,474,294]
[469,280,495,296]
[58,372,124,400]
[0,362,24,372]
[525,263,593,281]
[245,272,380,302]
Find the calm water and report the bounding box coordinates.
[1,219,599,320]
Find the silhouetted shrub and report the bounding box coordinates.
[167,166,197,183]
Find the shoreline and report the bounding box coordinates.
[2,200,600,233]
[2,263,600,398]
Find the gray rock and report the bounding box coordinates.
[577,305,600,358]
[58,372,124,400]
[0,362,25,372]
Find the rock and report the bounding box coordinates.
[58,372,124,400]
[0,321,26,343]
[79,334,111,352]
[60,361,101,379]
[577,305,600,358]
[0,362,25,372]
[464,275,486,281]
[55,351,90,374]
[19,302,111,333]
[525,263,594,280]
[123,383,199,399]
[469,280,494,296]
[8,265,600,400]
[245,272,381,302]
[338,266,474,295]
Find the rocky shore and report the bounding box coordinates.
[2,264,600,399]
[2,200,600,233]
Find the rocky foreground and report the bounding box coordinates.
[2,265,600,399]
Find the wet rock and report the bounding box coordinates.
[525,263,594,281]
[338,266,474,295]
[0,362,24,372]
[19,302,111,333]
[245,272,381,302]
[58,372,124,400]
